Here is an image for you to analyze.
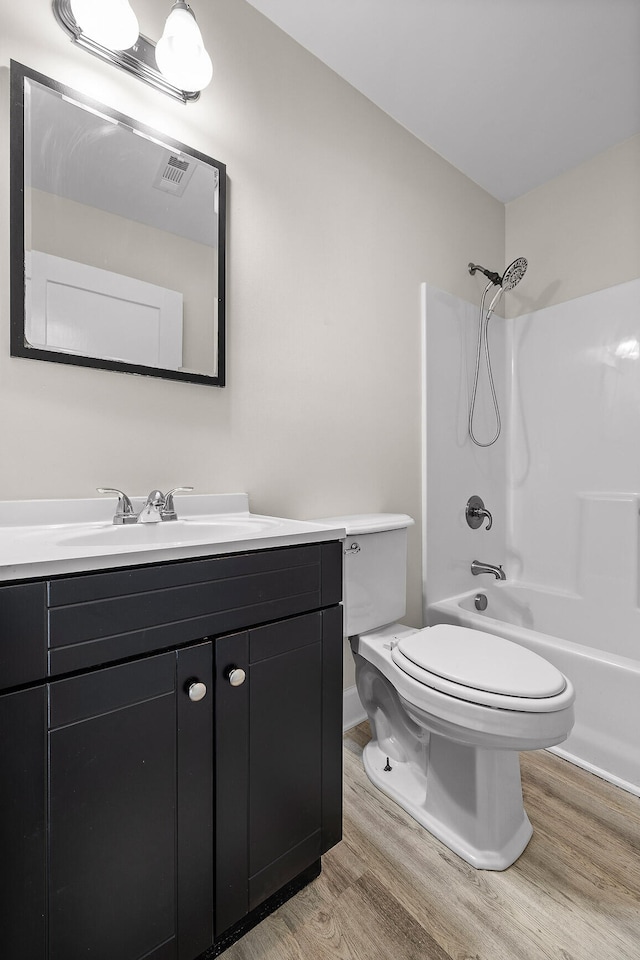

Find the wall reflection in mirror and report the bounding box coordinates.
[10,61,226,386]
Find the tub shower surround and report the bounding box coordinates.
[423,277,640,795]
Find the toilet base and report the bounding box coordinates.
[362,736,533,870]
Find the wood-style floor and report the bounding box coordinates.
[225,722,640,960]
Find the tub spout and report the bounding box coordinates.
[471,560,506,580]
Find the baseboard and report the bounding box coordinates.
[343,684,366,732]
[547,745,640,797]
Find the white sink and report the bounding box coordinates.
[58,515,283,547]
[0,493,346,582]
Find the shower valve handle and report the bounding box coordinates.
[466,495,493,531]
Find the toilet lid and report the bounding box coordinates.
[395,624,566,699]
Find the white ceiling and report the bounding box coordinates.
[28,80,217,246]
[245,0,640,202]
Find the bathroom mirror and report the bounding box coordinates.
[10,61,226,386]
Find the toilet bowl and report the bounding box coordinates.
[318,513,575,870]
[352,621,574,869]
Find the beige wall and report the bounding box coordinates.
[505,134,640,318]
[1,0,504,686]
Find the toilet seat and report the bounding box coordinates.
[354,624,575,754]
[391,624,569,713]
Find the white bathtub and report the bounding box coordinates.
[428,583,640,796]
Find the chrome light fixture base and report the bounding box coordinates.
[52,0,200,103]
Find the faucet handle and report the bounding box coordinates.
[163,487,194,521]
[465,495,493,531]
[97,487,137,525]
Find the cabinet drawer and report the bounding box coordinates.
[48,542,341,676]
[0,582,47,691]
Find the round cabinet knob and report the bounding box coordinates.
[227,667,246,687]
[188,681,207,702]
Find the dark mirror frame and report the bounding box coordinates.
[10,60,226,387]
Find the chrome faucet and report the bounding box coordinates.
[471,560,506,580]
[138,490,167,523]
[98,486,193,524]
[138,487,194,523]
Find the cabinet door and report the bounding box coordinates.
[214,607,342,939]
[48,643,213,960]
[0,685,47,960]
[248,615,323,908]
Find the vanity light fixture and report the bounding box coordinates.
[155,2,213,94]
[52,0,213,103]
[69,0,140,51]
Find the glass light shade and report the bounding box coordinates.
[70,0,139,50]
[155,6,213,92]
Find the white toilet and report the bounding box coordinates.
[331,513,575,871]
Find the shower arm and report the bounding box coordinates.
[468,263,502,286]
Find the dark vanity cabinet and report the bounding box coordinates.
[0,541,343,960]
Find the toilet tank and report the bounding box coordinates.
[316,514,414,636]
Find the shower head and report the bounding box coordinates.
[486,257,527,318]
[501,257,527,291]
[468,257,528,291]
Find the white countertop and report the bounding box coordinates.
[0,493,346,582]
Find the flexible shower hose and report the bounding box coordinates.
[468,281,501,447]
